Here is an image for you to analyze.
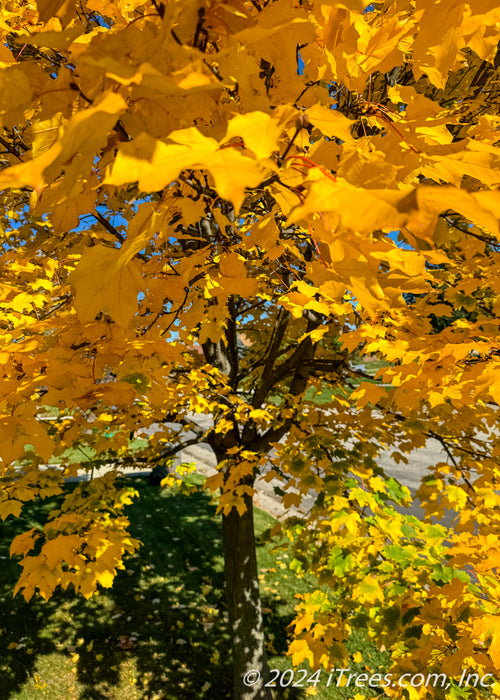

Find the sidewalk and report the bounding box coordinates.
[124,416,460,524]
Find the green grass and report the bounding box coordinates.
[0,474,389,699]
[55,435,150,467]
[305,357,392,405]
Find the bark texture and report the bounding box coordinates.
[222,492,273,700]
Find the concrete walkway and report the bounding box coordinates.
[164,436,451,522]
[117,416,459,524]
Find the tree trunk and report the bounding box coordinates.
[222,491,273,700]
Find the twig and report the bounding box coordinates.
[94,211,125,243]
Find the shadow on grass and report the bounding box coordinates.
[0,476,304,700]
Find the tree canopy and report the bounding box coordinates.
[1,1,500,698]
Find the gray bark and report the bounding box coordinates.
[222,490,273,700]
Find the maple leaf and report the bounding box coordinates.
[67,244,143,327]
[472,616,500,667]
[106,128,265,211]
[225,108,295,160]
[306,104,356,143]
[287,178,418,231]
[36,0,77,28]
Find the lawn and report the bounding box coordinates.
[0,473,389,700]
[305,356,392,405]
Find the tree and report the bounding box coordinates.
[1,1,500,698]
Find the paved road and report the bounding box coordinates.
[117,415,458,525]
[168,438,449,521]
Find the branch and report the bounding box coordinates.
[226,297,239,388]
[234,299,267,318]
[93,211,125,243]
[39,294,72,320]
[160,287,189,336]
[150,0,165,19]
[93,210,151,262]
[377,404,478,498]
[250,314,322,452]
[288,314,323,397]
[251,307,291,408]
[426,429,479,496]
[0,135,24,161]
[237,343,297,382]
[155,414,208,439]
[202,338,232,376]
[178,173,218,199]
[444,213,500,248]
[426,434,476,508]
[293,81,319,107]
[157,435,206,460]
[265,313,323,390]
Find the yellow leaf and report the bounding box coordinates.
[418,187,500,239]
[218,492,247,516]
[96,570,115,589]
[352,575,384,603]
[0,66,32,124]
[287,178,415,231]
[0,143,62,192]
[97,413,114,422]
[42,534,81,568]
[282,491,303,509]
[36,0,77,28]
[205,472,224,492]
[10,529,39,557]
[33,673,46,689]
[20,25,83,51]
[473,615,500,666]
[67,244,143,327]
[0,500,23,521]
[107,129,264,212]
[288,638,314,667]
[225,109,294,160]
[350,384,389,409]
[307,104,356,143]
[219,252,247,278]
[50,93,126,189]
